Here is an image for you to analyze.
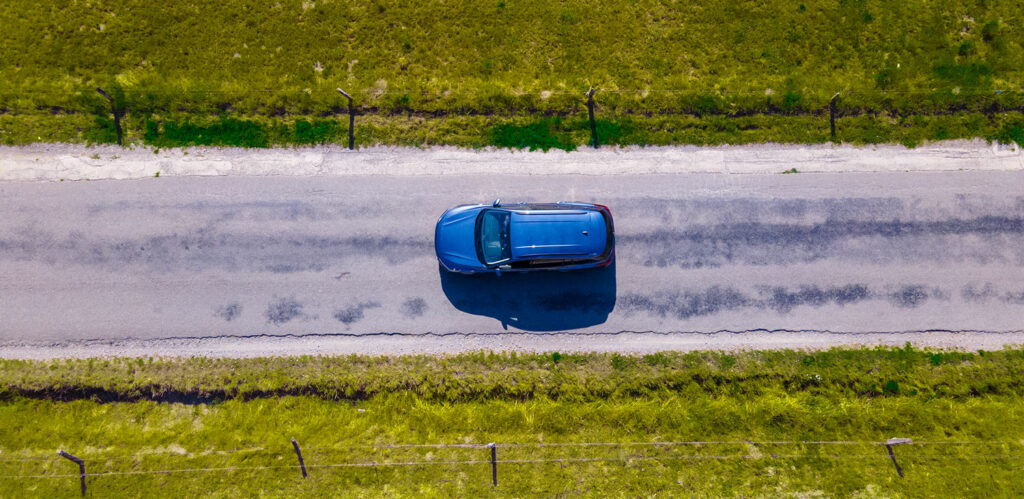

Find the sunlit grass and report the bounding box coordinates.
[3,347,1024,403]
[2,347,1024,495]
[0,1,1021,148]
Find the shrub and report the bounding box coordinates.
[994,119,1023,146]
[490,117,578,151]
[932,61,993,88]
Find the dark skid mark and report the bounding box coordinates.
[266,297,304,325]
[962,283,999,303]
[620,286,749,319]
[621,216,1024,268]
[265,263,327,273]
[1003,290,1024,305]
[400,298,428,318]
[761,284,871,314]
[86,199,383,221]
[960,284,1024,305]
[333,301,381,325]
[0,227,431,273]
[610,197,907,224]
[621,284,876,319]
[215,303,243,322]
[889,286,929,308]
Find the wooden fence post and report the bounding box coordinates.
[337,88,355,150]
[95,87,124,146]
[488,442,497,486]
[57,450,86,497]
[884,438,912,478]
[291,438,308,478]
[585,87,598,149]
[829,92,840,142]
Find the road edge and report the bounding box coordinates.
[1,139,1021,181]
[3,329,1023,359]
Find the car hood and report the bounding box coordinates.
[435,206,484,270]
[509,210,606,259]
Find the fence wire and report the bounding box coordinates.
[6,452,1024,479]
[300,439,1010,451]
[3,439,1022,480]
[2,439,1015,462]
[2,88,1017,96]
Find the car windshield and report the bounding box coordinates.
[477,210,511,265]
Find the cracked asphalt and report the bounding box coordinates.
[1,170,1023,357]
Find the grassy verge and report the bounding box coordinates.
[3,111,1023,150]
[1,1,1022,148]
[4,347,1024,402]
[2,347,1024,495]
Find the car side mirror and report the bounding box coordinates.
[492,198,501,207]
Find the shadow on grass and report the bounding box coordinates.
[489,117,634,151]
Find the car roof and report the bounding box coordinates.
[507,209,607,259]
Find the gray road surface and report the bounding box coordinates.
[2,171,1024,356]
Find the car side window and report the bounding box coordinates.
[523,258,579,268]
[521,203,566,211]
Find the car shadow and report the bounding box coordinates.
[439,262,617,331]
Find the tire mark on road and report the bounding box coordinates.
[266,297,306,325]
[333,302,382,325]
[620,216,1024,268]
[619,284,963,319]
[613,197,908,224]
[400,298,428,318]
[215,303,243,322]
[0,229,432,272]
[85,200,384,220]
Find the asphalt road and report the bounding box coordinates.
[2,171,1023,355]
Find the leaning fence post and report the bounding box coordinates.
[337,88,355,150]
[57,450,86,497]
[488,442,497,486]
[291,438,308,478]
[96,87,124,146]
[585,87,598,149]
[884,438,912,478]
[829,92,840,142]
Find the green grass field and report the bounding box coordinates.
[2,347,1024,496]
[1,1,1022,148]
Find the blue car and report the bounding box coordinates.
[435,200,614,274]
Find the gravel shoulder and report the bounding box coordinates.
[1,140,1021,181]
[4,330,1024,359]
